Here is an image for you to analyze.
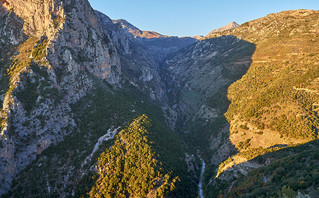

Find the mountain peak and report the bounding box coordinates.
[208,21,240,35]
[113,19,140,31]
[229,21,239,26]
[113,19,167,39]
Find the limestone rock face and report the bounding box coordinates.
[0,0,121,195]
[96,10,167,101]
[2,0,64,38]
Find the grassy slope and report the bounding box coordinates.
[208,10,319,148]
[203,9,319,197]
[207,8,319,169]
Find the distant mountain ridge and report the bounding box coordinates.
[110,17,198,62]
[113,19,203,40]
[113,19,169,39]
[207,21,240,35]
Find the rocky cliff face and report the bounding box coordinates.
[0,0,121,195]
[162,35,255,164]
[1,0,63,38]
[95,11,167,101]
[0,1,199,196]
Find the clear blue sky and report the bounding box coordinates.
[88,0,318,37]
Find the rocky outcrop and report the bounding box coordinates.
[1,0,64,38]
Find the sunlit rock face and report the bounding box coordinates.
[0,0,121,195]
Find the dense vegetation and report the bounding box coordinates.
[208,140,319,198]
[5,81,197,198]
[211,10,319,144]
[89,115,178,197]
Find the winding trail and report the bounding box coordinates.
[198,154,206,198]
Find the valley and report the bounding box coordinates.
[0,0,318,197]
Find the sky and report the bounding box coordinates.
[88,0,319,37]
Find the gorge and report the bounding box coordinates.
[0,0,318,197]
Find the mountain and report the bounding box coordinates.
[192,35,204,40]
[207,21,240,35]
[0,0,318,197]
[112,18,198,59]
[113,19,168,39]
[162,36,255,162]
[203,9,319,197]
[138,36,198,60]
[95,10,167,101]
[162,9,319,198]
[0,0,121,194]
[0,0,197,197]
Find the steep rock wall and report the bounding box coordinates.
[0,0,121,195]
